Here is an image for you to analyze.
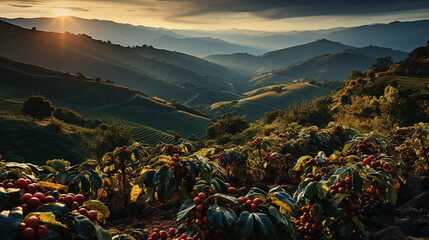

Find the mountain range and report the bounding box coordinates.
[2,16,428,56]
[205,39,407,77]
[148,35,266,57]
[0,19,242,101]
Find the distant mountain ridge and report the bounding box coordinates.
[206,39,407,77]
[149,35,266,57]
[1,16,268,57]
[0,20,243,101]
[0,16,183,46]
[4,17,427,56]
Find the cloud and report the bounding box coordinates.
[8,4,33,8]
[2,0,429,24]
[158,0,429,20]
[57,6,90,12]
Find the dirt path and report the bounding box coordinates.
[184,93,199,106]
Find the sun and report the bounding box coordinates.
[53,8,71,17]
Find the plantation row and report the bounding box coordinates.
[0,123,428,240]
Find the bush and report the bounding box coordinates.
[264,110,282,124]
[53,107,86,126]
[83,121,134,159]
[276,96,334,127]
[86,119,103,129]
[21,95,55,120]
[45,118,63,132]
[203,114,249,141]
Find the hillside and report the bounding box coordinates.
[149,35,266,57]
[204,53,258,76]
[209,82,337,120]
[343,45,408,61]
[258,42,429,132]
[0,56,211,144]
[248,53,375,89]
[0,20,242,101]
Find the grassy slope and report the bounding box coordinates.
[0,20,242,101]
[210,83,335,120]
[0,56,211,145]
[0,100,86,165]
[248,53,375,89]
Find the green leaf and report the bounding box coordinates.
[138,171,155,188]
[0,187,21,211]
[268,206,286,224]
[66,213,96,240]
[177,199,195,222]
[304,182,317,199]
[271,191,296,212]
[79,175,91,193]
[0,207,23,240]
[292,156,312,171]
[89,170,102,189]
[95,225,111,240]
[246,187,269,200]
[352,171,363,194]
[154,166,172,184]
[268,186,284,193]
[253,212,274,239]
[234,211,254,240]
[56,171,68,184]
[36,203,69,219]
[207,205,224,229]
[220,206,237,228]
[213,193,238,204]
[157,177,177,203]
[211,178,228,194]
[339,222,354,240]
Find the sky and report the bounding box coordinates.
[1,0,429,31]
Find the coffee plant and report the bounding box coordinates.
[0,123,428,239]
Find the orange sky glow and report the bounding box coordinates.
[1,0,428,31]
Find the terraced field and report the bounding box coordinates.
[57,103,210,145]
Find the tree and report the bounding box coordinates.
[21,95,55,120]
[53,107,86,126]
[83,121,134,159]
[370,57,393,73]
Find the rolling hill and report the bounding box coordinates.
[0,20,243,101]
[209,82,336,121]
[342,46,408,61]
[149,35,267,57]
[0,56,211,145]
[248,53,375,89]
